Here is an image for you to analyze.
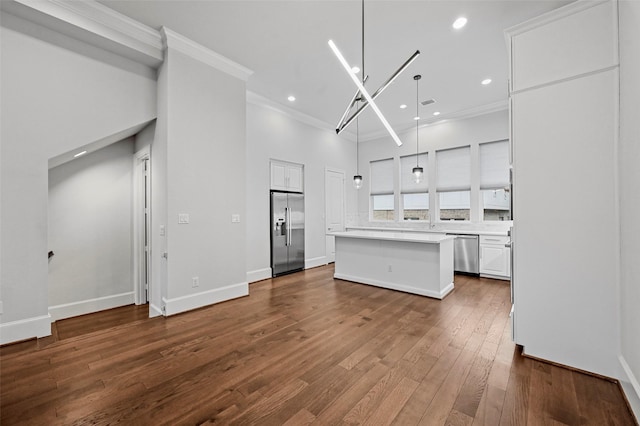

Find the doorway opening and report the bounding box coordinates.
[133,147,151,306]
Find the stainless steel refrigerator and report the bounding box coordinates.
[271,191,305,277]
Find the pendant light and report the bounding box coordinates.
[353,115,363,189]
[412,74,424,183]
[352,0,365,190]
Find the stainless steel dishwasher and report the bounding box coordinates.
[447,234,479,274]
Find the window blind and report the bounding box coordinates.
[436,146,470,192]
[370,158,394,195]
[400,153,428,194]
[479,140,510,189]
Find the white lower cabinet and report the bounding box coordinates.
[479,235,510,280]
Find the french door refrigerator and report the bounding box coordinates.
[270,191,305,277]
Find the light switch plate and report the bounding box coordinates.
[178,214,189,224]
[232,214,240,223]
[160,225,166,236]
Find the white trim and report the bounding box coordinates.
[247,268,272,283]
[619,355,640,419]
[247,91,338,135]
[161,27,253,81]
[510,65,619,97]
[0,314,52,345]
[161,282,248,317]
[49,292,135,322]
[334,273,454,300]
[149,303,163,318]
[504,0,609,37]
[305,256,328,270]
[2,0,163,67]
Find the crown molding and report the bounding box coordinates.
[246,91,354,139]
[161,27,253,82]
[357,100,509,142]
[504,0,608,37]
[1,0,164,67]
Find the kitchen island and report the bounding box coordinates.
[332,230,455,299]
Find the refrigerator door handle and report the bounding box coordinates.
[288,207,292,246]
[285,207,290,246]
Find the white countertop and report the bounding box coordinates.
[344,226,509,237]
[331,230,455,244]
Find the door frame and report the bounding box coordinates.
[133,146,151,305]
[325,167,346,263]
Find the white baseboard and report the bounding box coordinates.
[334,273,454,300]
[49,292,135,322]
[0,314,52,345]
[619,355,640,420]
[247,268,272,283]
[149,303,163,318]
[162,282,248,316]
[305,256,327,270]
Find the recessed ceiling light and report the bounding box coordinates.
[287,95,296,102]
[400,104,407,109]
[453,17,467,30]
[351,66,360,74]
[73,151,87,158]
[481,78,492,85]
[433,111,441,116]
[413,116,420,121]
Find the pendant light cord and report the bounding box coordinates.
[356,116,360,174]
[416,76,420,167]
[357,0,364,177]
[361,0,365,80]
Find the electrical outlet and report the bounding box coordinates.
[231,214,240,223]
[178,214,190,224]
[192,277,199,288]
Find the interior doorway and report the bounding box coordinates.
[133,147,150,306]
[325,168,346,263]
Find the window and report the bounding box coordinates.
[400,153,428,221]
[439,191,471,220]
[482,189,511,221]
[436,146,470,221]
[370,158,394,220]
[480,140,511,221]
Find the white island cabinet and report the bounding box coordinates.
[332,231,455,299]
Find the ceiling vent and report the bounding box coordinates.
[421,98,436,106]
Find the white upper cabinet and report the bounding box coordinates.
[508,1,618,92]
[270,160,303,193]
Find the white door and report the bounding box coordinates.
[325,168,345,263]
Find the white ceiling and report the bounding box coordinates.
[99,0,569,141]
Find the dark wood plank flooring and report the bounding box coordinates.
[1,265,636,425]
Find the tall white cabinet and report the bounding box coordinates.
[506,0,621,378]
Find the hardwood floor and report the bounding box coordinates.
[1,265,636,425]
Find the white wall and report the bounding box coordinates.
[618,0,640,414]
[0,12,156,343]
[245,100,357,280]
[155,33,249,315]
[356,110,510,232]
[48,138,135,320]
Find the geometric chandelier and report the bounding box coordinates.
[328,0,420,146]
